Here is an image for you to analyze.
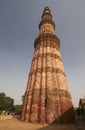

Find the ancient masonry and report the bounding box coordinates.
[21,7,75,124]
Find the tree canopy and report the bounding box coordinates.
[0,92,14,112]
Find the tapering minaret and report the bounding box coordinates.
[21,7,75,124]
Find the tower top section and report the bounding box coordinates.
[39,7,55,30]
[42,7,52,20]
[35,7,60,49]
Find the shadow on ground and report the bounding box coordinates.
[38,107,85,130]
[38,122,85,130]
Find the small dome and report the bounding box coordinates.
[43,6,50,14]
[45,7,49,10]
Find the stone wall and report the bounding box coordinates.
[0,115,13,120]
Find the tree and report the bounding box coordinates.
[14,105,22,115]
[0,92,14,113]
[4,96,14,111]
[0,92,6,111]
[22,94,25,102]
[0,92,6,97]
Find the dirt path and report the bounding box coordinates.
[0,119,44,130]
[0,119,85,130]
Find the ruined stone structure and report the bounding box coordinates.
[21,7,75,124]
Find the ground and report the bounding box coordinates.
[0,118,85,130]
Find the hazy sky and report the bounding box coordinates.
[0,0,85,107]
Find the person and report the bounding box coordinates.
[12,113,16,120]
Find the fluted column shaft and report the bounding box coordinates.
[22,7,75,124]
[29,44,42,122]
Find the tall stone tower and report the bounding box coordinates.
[21,7,75,124]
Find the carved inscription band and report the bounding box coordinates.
[42,11,52,19]
[27,88,71,99]
[33,52,62,62]
[29,67,65,77]
[34,33,60,48]
[39,19,55,29]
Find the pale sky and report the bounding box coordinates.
[0,0,85,107]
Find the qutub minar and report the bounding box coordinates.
[21,7,75,124]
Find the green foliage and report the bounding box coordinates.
[14,105,22,115]
[0,92,6,97]
[0,92,14,112]
[22,94,25,102]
